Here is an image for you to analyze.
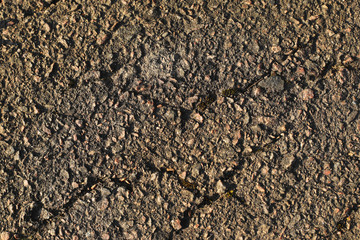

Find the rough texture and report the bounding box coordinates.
[1,0,360,239]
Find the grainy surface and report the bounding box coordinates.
[1,0,360,239]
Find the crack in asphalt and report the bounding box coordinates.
[12,39,360,239]
[20,175,133,239]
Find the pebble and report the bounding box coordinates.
[98,198,109,211]
[13,151,20,161]
[258,75,284,92]
[186,96,198,105]
[282,155,295,169]
[83,71,100,81]
[118,127,126,140]
[301,89,314,101]
[60,169,69,180]
[187,138,194,146]
[0,232,10,240]
[155,195,163,205]
[75,119,83,127]
[243,112,250,125]
[6,146,15,155]
[256,184,266,193]
[216,180,226,194]
[323,169,331,176]
[48,228,56,236]
[100,187,111,197]
[33,105,40,114]
[171,218,182,230]
[193,113,204,123]
[271,45,282,53]
[23,179,29,187]
[191,164,202,177]
[42,22,51,32]
[40,208,52,220]
[165,109,176,122]
[101,233,110,240]
[232,130,241,146]
[346,110,358,124]
[97,32,109,45]
[296,67,306,75]
[72,182,79,188]
[253,87,262,96]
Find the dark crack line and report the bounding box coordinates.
[142,136,279,238]
[20,175,133,239]
[168,136,282,236]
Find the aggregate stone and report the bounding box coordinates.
[281,155,296,170]
[0,232,10,240]
[216,180,226,194]
[258,75,285,92]
[301,88,315,101]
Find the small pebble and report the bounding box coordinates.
[83,71,100,80]
[72,236,79,240]
[193,113,204,123]
[75,120,83,127]
[216,180,226,194]
[171,218,182,230]
[23,179,29,187]
[301,89,314,101]
[261,166,269,175]
[97,32,109,45]
[256,184,266,193]
[186,96,198,105]
[282,155,295,169]
[48,228,56,236]
[101,233,110,240]
[258,75,284,92]
[72,182,79,188]
[33,106,40,114]
[118,127,126,140]
[296,67,306,75]
[271,45,281,53]
[187,138,194,146]
[253,87,262,96]
[0,232,10,240]
[98,198,109,211]
[166,109,176,122]
[13,151,20,161]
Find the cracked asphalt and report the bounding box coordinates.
[1,0,360,239]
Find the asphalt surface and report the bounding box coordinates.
[1,0,360,239]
